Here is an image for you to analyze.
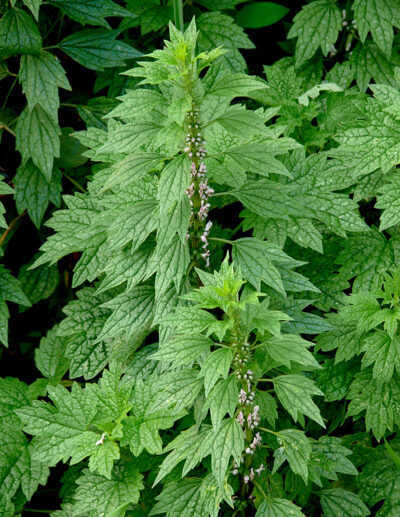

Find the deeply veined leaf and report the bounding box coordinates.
[198,348,233,396]
[273,429,312,483]
[98,285,155,341]
[232,238,285,294]
[151,334,212,367]
[0,8,41,56]
[72,462,143,517]
[203,376,238,430]
[150,475,226,517]
[256,498,306,516]
[353,0,400,57]
[49,0,135,28]
[320,488,370,517]
[19,52,71,119]
[16,105,61,181]
[14,162,62,228]
[263,334,320,369]
[288,0,342,66]
[59,29,142,71]
[211,418,244,487]
[273,374,325,426]
[197,12,254,72]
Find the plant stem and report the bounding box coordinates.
[259,427,280,437]
[173,0,184,32]
[209,237,232,245]
[0,120,16,137]
[0,212,26,248]
[1,77,17,110]
[62,171,86,193]
[253,479,268,499]
[23,510,52,514]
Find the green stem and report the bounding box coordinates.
[0,120,16,137]
[62,171,86,193]
[253,479,268,499]
[209,191,233,197]
[259,427,280,437]
[23,510,53,514]
[2,77,17,110]
[209,237,232,245]
[173,0,184,32]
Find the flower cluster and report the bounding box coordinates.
[232,340,265,486]
[184,109,214,267]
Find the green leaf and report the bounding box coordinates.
[19,52,71,119]
[49,0,134,28]
[72,461,143,517]
[86,369,132,424]
[361,332,400,384]
[16,383,99,466]
[154,425,215,484]
[102,152,165,191]
[232,238,285,295]
[256,498,306,516]
[204,376,238,430]
[16,104,61,181]
[59,287,111,379]
[353,0,400,57]
[288,0,342,66]
[59,29,142,71]
[256,391,278,428]
[320,488,370,517]
[0,490,13,517]
[155,235,190,297]
[349,41,397,92]
[19,0,42,20]
[151,334,212,367]
[234,180,306,221]
[0,377,30,428]
[88,440,120,479]
[207,73,263,98]
[150,475,226,517]
[0,433,49,503]
[336,230,395,293]
[273,374,325,427]
[150,371,203,414]
[0,8,41,56]
[0,266,31,346]
[34,326,69,381]
[376,174,400,230]
[76,97,118,130]
[197,12,254,73]
[98,285,155,341]
[161,307,217,336]
[308,436,358,486]
[211,418,244,487]
[339,293,390,334]
[298,82,343,106]
[121,378,182,456]
[273,429,311,483]
[198,348,233,396]
[236,2,289,29]
[315,358,359,402]
[14,162,62,228]
[334,100,400,177]
[347,370,400,439]
[263,334,320,369]
[158,154,190,216]
[18,260,59,307]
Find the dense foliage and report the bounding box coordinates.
[2,0,400,515]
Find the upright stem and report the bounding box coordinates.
[173,0,184,32]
